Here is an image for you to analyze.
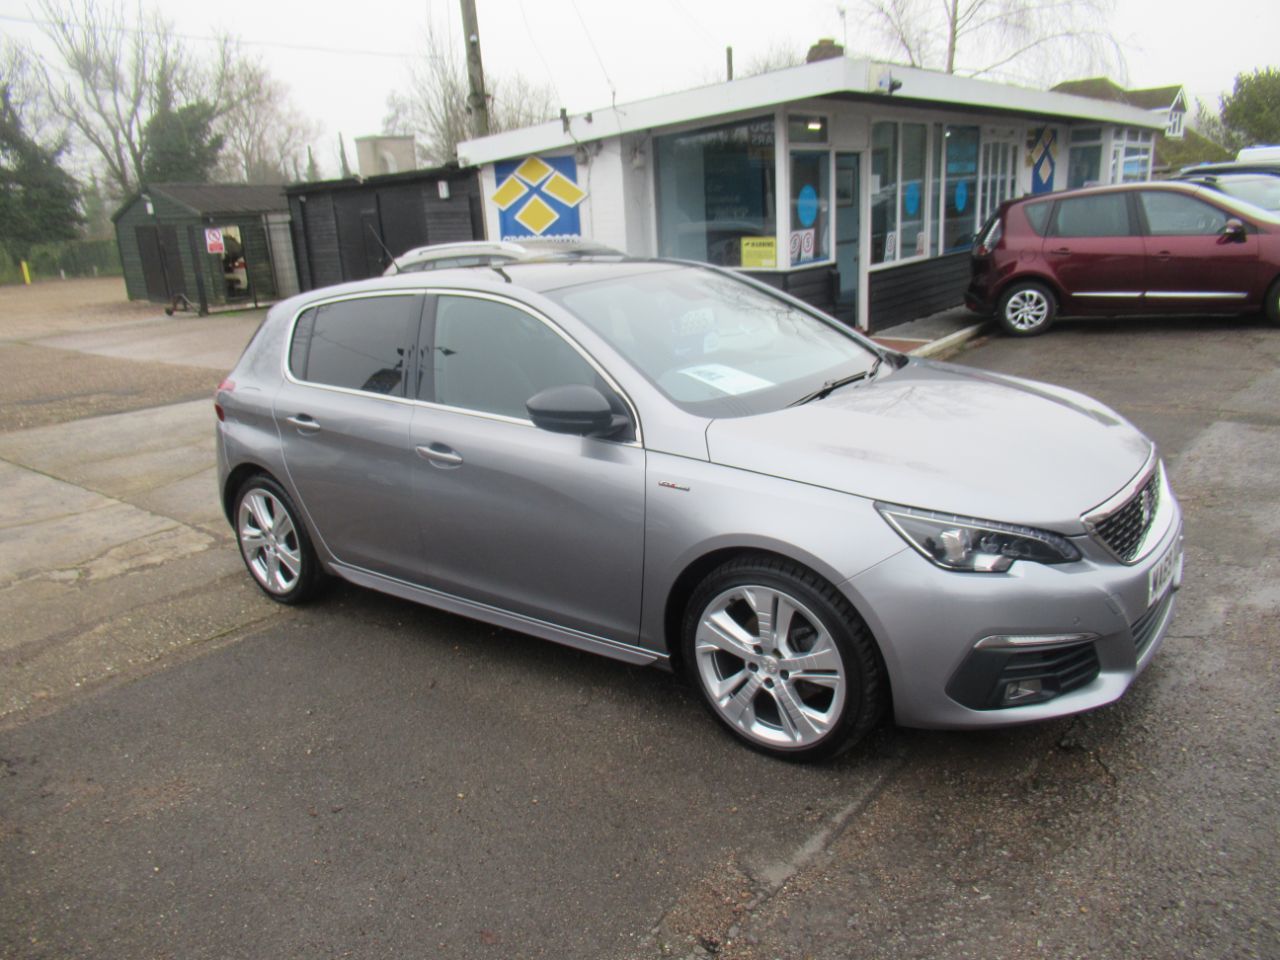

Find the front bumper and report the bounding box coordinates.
[843,493,1183,730]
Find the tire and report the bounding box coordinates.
[997,281,1056,337]
[1265,277,1280,326]
[233,474,324,605]
[681,555,887,762]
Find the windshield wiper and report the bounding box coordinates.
[789,355,884,407]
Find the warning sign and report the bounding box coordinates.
[205,228,224,254]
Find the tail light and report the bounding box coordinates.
[975,218,1003,256]
[214,378,235,422]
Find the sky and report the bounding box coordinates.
[2,0,1275,178]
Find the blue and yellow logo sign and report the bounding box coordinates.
[493,155,586,239]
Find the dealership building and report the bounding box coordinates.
[458,49,1165,331]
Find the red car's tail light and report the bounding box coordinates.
[214,378,235,422]
[976,219,1003,256]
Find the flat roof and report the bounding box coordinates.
[458,57,1163,166]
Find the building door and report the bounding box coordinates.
[134,224,185,303]
[834,153,861,327]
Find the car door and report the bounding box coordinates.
[1043,192,1146,312]
[407,292,646,644]
[1136,190,1259,311]
[274,292,425,580]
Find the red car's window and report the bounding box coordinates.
[1051,194,1132,237]
[1139,192,1228,236]
[1023,202,1052,236]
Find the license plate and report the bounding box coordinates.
[1148,540,1182,607]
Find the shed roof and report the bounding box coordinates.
[282,163,475,197]
[112,183,288,222]
[459,57,1164,166]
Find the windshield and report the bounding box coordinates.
[1202,176,1280,212]
[548,266,880,417]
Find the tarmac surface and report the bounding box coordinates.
[0,280,1277,959]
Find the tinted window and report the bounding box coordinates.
[1052,194,1131,237]
[1023,202,1052,235]
[429,296,599,419]
[1140,192,1229,235]
[297,295,418,395]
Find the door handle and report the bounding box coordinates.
[416,444,463,467]
[285,415,320,433]
[1153,250,1172,261]
[1048,247,1071,256]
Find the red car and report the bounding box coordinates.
[966,181,1280,336]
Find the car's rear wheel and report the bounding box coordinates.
[234,475,323,604]
[682,555,887,761]
[997,282,1056,336]
[1264,277,1280,326]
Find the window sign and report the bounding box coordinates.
[205,228,224,253]
[741,237,777,268]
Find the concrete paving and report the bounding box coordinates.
[0,283,1277,960]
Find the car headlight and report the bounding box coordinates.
[875,503,1081,573]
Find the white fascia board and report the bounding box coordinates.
[879,64,1165,129]
[458,57,869,166]
[458,57,1163,166]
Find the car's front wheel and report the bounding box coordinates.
[682,556,887,761]
[997,281,1056,336]
[233,475,323,604]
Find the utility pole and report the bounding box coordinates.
[459,0,491,139]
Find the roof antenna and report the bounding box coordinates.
[492,264,512,283]
[366,223,400,274]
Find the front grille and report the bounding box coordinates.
[1131,590,1175,656]
[1093,469,1161,562]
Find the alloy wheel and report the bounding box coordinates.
[1004,288,1050,331]
[694,585,847,749]
[237,487,304,595]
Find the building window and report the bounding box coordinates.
[979,139,1019,225]
[789,152,830,264]
[1166,111,1185,138]
[899,123,927,259]
[655,116,776,267]
[870,121,928,264]
[942,126,979,252]
[870,122,898,263]
[1067,126,1104,189]
[788,115,828,144]
[1111,127,1152,183]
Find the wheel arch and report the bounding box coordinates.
[661,544,890,692]
[994,272,1065,311]
[222,461,281,524]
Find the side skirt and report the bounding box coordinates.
[331,561,668,668]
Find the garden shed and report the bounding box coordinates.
[285,165,485,291]
[113,184,297,312]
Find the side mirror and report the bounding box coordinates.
[526,384,626,438]
[1221,218,1247,242]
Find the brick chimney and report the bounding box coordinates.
[806,38,844,63]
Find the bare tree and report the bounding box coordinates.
[214,57,320,184]
[742,43,805,77]
[31,0,236,196]
[1,39,63,148]
[860,0,1124,82]
[384,22,556,167]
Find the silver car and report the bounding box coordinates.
[215,260,1183,760]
